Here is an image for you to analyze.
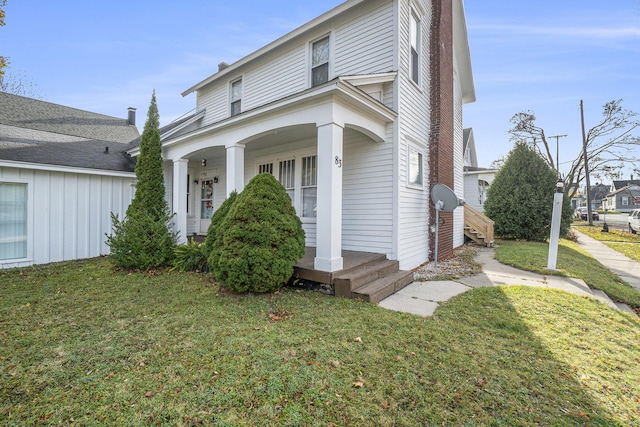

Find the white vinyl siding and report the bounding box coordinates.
[334,3,395,75]
[342,128,394,255]
[453,64,465,248]
[195,2,395,128]
[397,0,432,269]
[0,166,134,269]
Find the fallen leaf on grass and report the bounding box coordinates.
[145,391,154,398]
[353,337,362,343]
[353,381,364,388]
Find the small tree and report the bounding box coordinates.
[215,173,305,293]
[484,142,572,241]
[106,91,177,269]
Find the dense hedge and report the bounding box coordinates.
[214,173,305,293]
[203,191,238,273]
[484,142,572,241]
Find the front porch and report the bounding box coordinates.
[294,248,414,303]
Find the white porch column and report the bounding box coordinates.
[314,122,344,272]
[172,159,188,244]
[226,143,245,196]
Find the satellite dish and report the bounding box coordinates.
[431,183,460,212]
[430,183,461,268]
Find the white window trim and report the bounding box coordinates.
[229,76,244,117]
[0,178,33,265]
[409,9,422,89]
[406,140,425,190]
[254,147,317,221]
[309,33,333,88]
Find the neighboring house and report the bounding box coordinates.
[602,183,640,212]
[0,92,139,268]
[589,183,610,210]
[462,128,496,212]
[128,0,476,274]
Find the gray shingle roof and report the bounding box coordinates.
[0,92,139,172]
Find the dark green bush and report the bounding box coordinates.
[203,191,238,265]
[106,210,176,270]
[173,240,207,272]
[215,173,306,293]
[484,142,572,241]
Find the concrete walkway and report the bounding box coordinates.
[379,232,640,317]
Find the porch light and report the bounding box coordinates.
[213,176,219,183]
[201,159,207,167]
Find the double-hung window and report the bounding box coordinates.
[410,12,420,85]
[301,156,317,217]
[230,78,242,117]
[408,145,424,187]
[311,36,330,87]
[0,183,27,260]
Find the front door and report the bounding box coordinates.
[200,179,215,234]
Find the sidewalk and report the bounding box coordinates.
[379,233,640,317]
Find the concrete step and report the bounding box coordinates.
[352,270,414,303]
[591,289,620,311]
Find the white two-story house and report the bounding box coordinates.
[130,0,475,276]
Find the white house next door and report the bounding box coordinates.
[200,179,215,234]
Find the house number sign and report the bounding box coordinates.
[335,156,342,168]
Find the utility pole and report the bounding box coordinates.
[580,100,593,226]
[548,134,567,177]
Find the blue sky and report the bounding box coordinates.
[2,0,639,179]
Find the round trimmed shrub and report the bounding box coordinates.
[215,173,306,293]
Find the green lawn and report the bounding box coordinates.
[494,238,640,308]
[573,224,640,262]
[1,258,640,425]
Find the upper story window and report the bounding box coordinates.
[410,12,420,85]
[311,36,330,87]
[407,144,424,188]
[230,78,242,116]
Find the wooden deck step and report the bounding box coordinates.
[352,270,415,303]
[333,260,400,297]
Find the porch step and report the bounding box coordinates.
[333,259,414,303]
[352,270,415,303]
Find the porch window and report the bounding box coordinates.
[409,12,420,85]
[301,155,317,217]
[279,159,295,201]
[230,78,242,117]
[408,145,423,187]
[258,162,273,175]
[0,183,27,260]
[311,36,330,87]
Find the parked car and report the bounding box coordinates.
[575,207,587,218]
[629,209,640,234]
[581,211,599,221]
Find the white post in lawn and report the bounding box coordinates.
[173,158,189,244]
[315,121,344,272]
[547,180,564,270]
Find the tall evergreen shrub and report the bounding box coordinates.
[215,173,306,293]
[106,92,177,269]
[484,142,572,241]
[203,190,238,270]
